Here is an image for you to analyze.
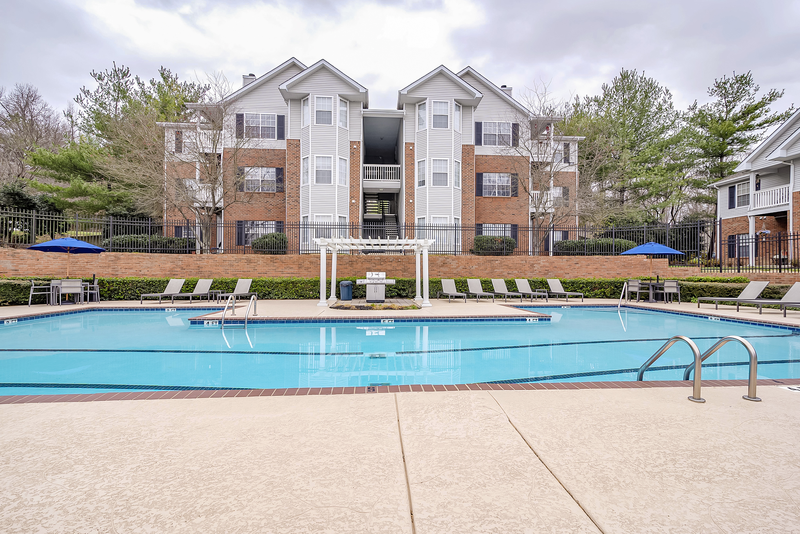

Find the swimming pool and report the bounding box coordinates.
[1,306,799,395]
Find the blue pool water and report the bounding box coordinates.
[1,307,799,395]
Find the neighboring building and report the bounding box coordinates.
[160,58,580,252]
[714,109,800,264]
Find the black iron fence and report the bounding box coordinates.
[714,222,800,273]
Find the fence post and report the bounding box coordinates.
[778,232,782,273]
[108,216,113,252]
[148,218,152,253]
[30,210,37,245]
[185,220,189,254]
[718,218,723,273]
[736,234,741,273]
[612,226,616,254]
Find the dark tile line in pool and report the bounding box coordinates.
[3,378,799,404]
[188,315,551,325]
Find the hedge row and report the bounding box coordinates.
[0,275,776,306]
[101,234,196,253]
[552,238,638,255]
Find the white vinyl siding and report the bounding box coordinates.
[315,156,333,184]
[315,96,333,125]
[432,101,449,129]
[417,102,427,131]
[339,98,348,128]
[432,159,448,186]
[302,98,310,127]
[460,72,522,156]
[338,157,348,186]
[243,167,277,192]
[244,113,276,139]
[417,159,426,187]
[483,173,511,197]
[454,160,461,188]
[301,157,309,185]
[483,121,511,146]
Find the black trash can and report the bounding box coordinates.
[339,281,353,301]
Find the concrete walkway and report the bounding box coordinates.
[2,386,799,533]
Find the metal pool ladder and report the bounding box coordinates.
[636,335,761,403]
[220,295,237,329]
[221,295,258,329]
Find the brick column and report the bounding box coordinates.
[461,144,475,252]
[285,139,301,223]
[349,141,361,229]
[404,142,415,232]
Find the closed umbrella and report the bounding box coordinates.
[620,241,684,280]
[29,237,106,277]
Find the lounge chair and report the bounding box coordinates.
[172,279,214,302]
[697,281,769,310]
[547,279,584,302]
[466,279,495,302]
[439,279,467,303]
[140,279,185,304]
[737,282,800,316]
[217,279,257,303]
[491,279,523,302]
[514,279,549,302]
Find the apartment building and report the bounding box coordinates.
[160,58,580,251]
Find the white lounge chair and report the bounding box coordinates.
[514,279,548,302]
[217,279,257,302]
[737,282,800,316]
[439,279,467,303]
[697,281,769,310]
[466,279,495,302]
[141,279,185,304]
[172,279,214,302]
[547,279,584,302]
[491,279,523,302]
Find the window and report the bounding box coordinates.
[483,122,511,146]
[482,173,511,197]
[417,159,426,187]
[737,182,750,207]
[315,214,333,239]
[315,156,332,184]
[481,223,512,237]
[454,160,461,188]
[301,157,309,185]
[244,113,276,139]
[432,101,448,129]
[338,157,348,186]
[302,98,309,127]
[417,102,426,130]
[454,103,461,132]
[339,98,348,128]
[432,159,448,186]
[174,130,183,153]
[301,215,310,251]
[315,96,333,125]
[553,186,570,207]
[563,142,571,164]
[416,217,426,239]
[243,167,277,192]
[338,215,347,237]
[240,221,278,246]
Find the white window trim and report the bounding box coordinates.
[243,167,277,193]
[454,103,462,133]
[454,160,461,189]
[243,112,277,140]
[483,121,512,147]
[417,102,427,131]
[736,182,750,208]
[338,156,348,186]
[431,100,449,130]
[416,159,426,188]
[314,95,334,126]
[301,156,309,185]
[482,172,512,197]
[338,98,348,129]
[315,155,334,185]
[431,158,449,187]
[301,98,309,128]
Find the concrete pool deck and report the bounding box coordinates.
[2,386,800,532]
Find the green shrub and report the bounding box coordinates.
[251,232,288,255]
[101,234,196,253]
[473,235,516,256]
[552,238,637,255]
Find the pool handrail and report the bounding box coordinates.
[682,335,760,402]
[637,335,705,402]
[220,295,236,329]
[244,295,258,328]
[618,281,627,309]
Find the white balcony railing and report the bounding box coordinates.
[531,191,554,212]
[752,184,790,210]
[363,164,401,181]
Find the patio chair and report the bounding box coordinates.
[626,279,646,302]
[514,279,549,302]
[439,279,467,303]
[653,280,681,303]
[58,279,84,305]
[140,279,186,304]
[28,280,54,307]
[217,279,257,303]
[172,279,214,303]
[547,279,584,302]
[466,279,495,302]
[737,282,800,316]
[491,279,523,302]
[84,281,100,303]
[697,281,769,310]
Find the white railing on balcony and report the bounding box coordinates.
[363,164,401,181]
[531,191,554,212]
[752,184,790,210]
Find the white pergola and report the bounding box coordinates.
[313,237,436,307]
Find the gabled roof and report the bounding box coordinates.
[736,108,800,171]
[456,66,531,116]
[397,65,482,109]
[278,60,368,106]
[223,57,307,103]
[711,173,750,189]
[766,124,800,162]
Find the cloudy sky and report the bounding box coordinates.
[2,0,798,114]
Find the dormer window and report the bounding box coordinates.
[315,96,333,125]
[432,101,448,129]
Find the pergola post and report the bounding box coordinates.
[422,247,431,307]
[414,249,422,302]
[329,245,338,303]
[318,245,328,307]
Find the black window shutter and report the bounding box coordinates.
[236,221,245,247]
[544,231,550,252]
[563,142,570,163]
[474,122,482,146]
[727,235,735,258]
[562,186,570,204]
[276,221,285,234]
[510,224,518,243]
[276,167,284,192]
[476,223,483,236]
[236,114,244,139]
[754,237,758,257]
[236,167,245,192]
[728,186,736,209]
[511,123,519,147]
[510,174,518,197]
[175,130,182,153]
[175,226,183,238]
[475,173,483,197]
[561,230,569,241]
[277,115,285,140]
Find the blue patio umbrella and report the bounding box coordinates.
[29,237,105,277]
[620,241,684,279]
